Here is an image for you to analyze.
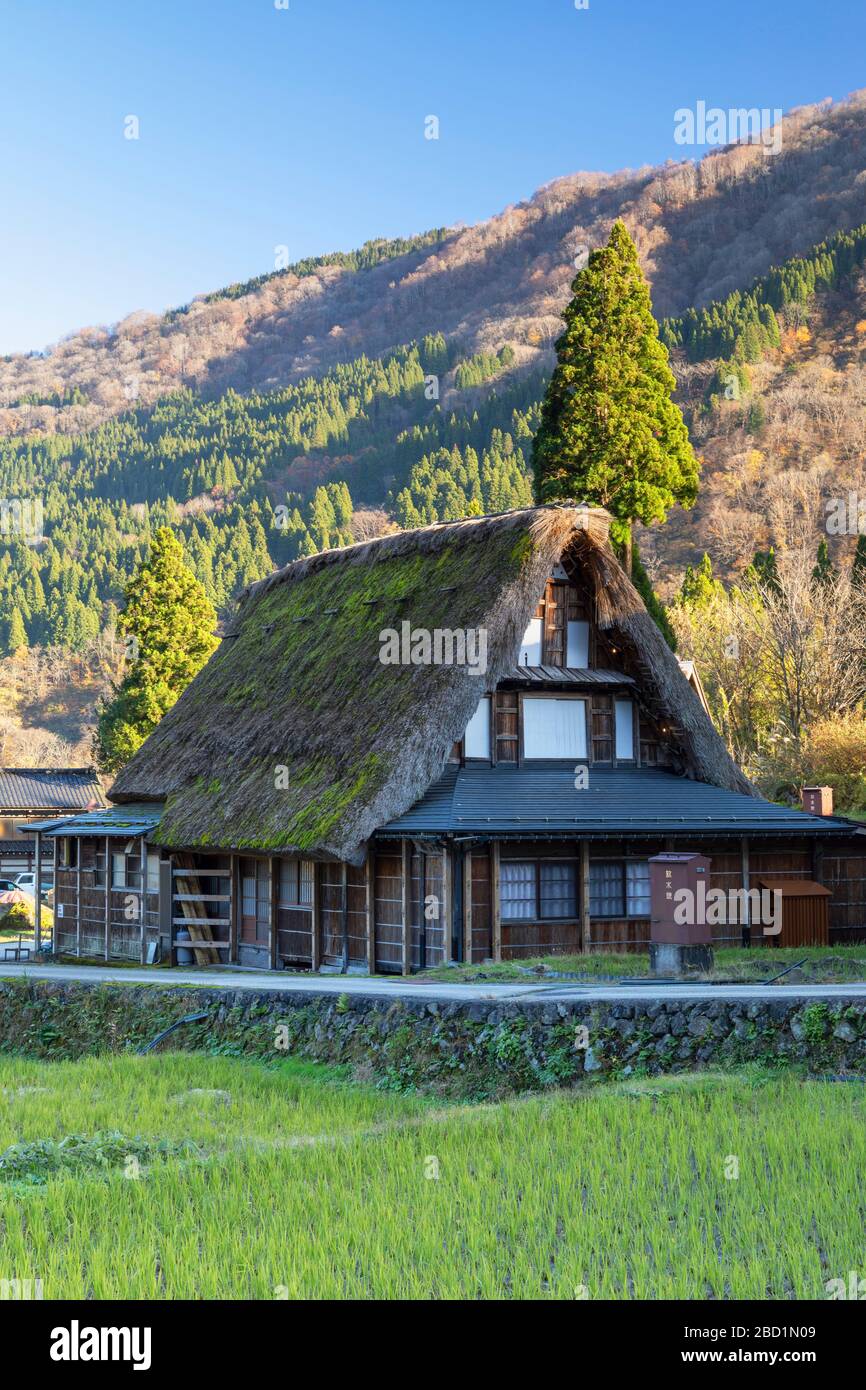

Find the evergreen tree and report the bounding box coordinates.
[678,552,722,609]
[812,538,837,587]
[7,607,27,654]
[94,527,219,774]
[749,547,780,594]
[532,221,698,574]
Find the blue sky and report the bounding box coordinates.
[2,0,865,354]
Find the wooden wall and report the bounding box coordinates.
[823,846,866,943]
[466,851,492,963]
[373,847,404,973]
[320,862,368,967]
[408,849,446,970]
[46,833,866,972]
[52,836,161,962]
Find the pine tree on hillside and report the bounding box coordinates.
[812,538,838,587]
[748,547,780,594]
[94,527,219,774]
[7,607,27,655]
[532,220,699,574]
[677,552,723,609]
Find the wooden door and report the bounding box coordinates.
[240,857,269,945]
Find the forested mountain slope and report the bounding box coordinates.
[4,91,866,763]
[3,91,866,438]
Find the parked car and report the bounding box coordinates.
[14,872,53,897]
[0,878,19,894]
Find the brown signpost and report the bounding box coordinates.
[648,852,713,976]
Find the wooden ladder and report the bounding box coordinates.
[173,853,221,966]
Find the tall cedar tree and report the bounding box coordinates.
[95,528,219,774]
[532,221,699,573]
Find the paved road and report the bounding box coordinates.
[3,960,866,1005]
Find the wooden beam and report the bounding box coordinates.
[140,834,148,963]
[491,841,502,963]
[463,851,473,964]
[580,839,591,954]
[401,840,411,976]
[441,845,452,964]
[269,857,278,971]
[341,861,350,973]
[310,863,320,972]
[75,841,82,958]
[365,850,375,975]
[34,832,42,953]
[741,835,752,948]
[103,836,110,961]
[229,855,238,963]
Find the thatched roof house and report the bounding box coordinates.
[31,504,864,972]
[110,505,754,864]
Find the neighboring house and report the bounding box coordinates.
[25,506,866,968]
[0,768,106,878]
[676,658,711,718]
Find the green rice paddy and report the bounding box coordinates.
[1,1054,864,1299]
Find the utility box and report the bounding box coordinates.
[648,852,713,976]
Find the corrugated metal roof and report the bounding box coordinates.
[0,768,106,812]
[380,765,855,837]
[501,666,635,686]
[22,803,164,837]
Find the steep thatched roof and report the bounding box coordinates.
[110,505,755,862]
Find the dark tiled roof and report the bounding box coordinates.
[380,764,856,838]
[23,804,163,838]
[0,768,106,813]
[0,839,36,856]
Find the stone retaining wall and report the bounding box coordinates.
[1,979,864,1096]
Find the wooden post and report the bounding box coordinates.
[811,836,824,885]
[401,840,411,976]
[491,841,502,963]
[741,835,751,948]
[227,854,237,964]
[269,857,278,970]
[341,861,350,973]
[34,832,42,952]
[365,850,375,975]
[580,840,591,954]
[463,851,473,965]
[441,846,452,964]
[75,840,81,959]
[103,836,110,960]
[310,863,320,972]
[140,834,148,963]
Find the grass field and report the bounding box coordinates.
[1,1054,865,1299]
[420,944,866,984]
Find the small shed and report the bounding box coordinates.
[757,878,831,948]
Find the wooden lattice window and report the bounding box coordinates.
[494,691,519,763]
[542,581,586,667]
[279,859,314,909]
[592,695,613,762]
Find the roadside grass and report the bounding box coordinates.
[1,1054,864,1299]
[419,944,866,985]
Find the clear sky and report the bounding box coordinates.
[2,0,865,355]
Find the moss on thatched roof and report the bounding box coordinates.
[110,505,755,862]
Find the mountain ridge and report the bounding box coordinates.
[5,89,866,440]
